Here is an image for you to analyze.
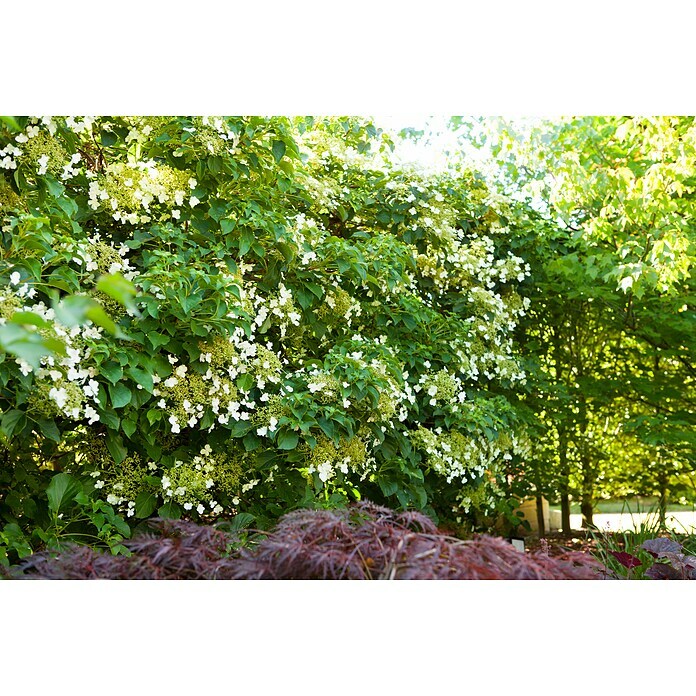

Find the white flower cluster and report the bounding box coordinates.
[249,282,302,337]
[64,234,139,282]
[87,160,197,225]
[413,368,467,409]
[0,286,102,424]
[308,459,338,483]
[0,142,21,170]
[59,153,82,180]
[161,445,227,516]
[298,173,342,215]
[2,119,83,180]
[290,213,328,263]
[418,231,530,293]
[64,116,96,134]
[323,282,362,324]
[4,270,37,301]
[192,116,240,154]
[154,324,286,433]
[412,427,488,484]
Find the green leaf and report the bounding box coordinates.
[208,198,226,220]
[126,367,153,392]
[409,484,428,509]
[54,295,128,338]
[227,420,253,437]
[135,491,158,518]
[46,473,82,515]
[227,512,255,532]
[1,409,26,439]
[236,373,254,393]
[35,418,60,443]
[147,332,170,350]
[85,304,124,337]
[221,218,236,234]
[272,140,286,163]
[99,409,120,431]
[336,258,351,274]
[100,130,118,146]
[158,501,182,519]
[9,311,51,330]
[108,383,132,409]
[278,160,294,176]
[276,242,295,262]
[307,282,324,299]
[122,416,137,438]
[295,287,313,310]
[111,518,132,538]
[396,489,410,509]
[96,273,138,312]
[52,295,99,327]
[239,230,254,256]
[0,523,32,559]
[105,431,128,464]
[0,323,65,370]
[46,267,79,293]
[317,417,335,439]
[378,479,399,497]
[0,116,21,132]
[277,429,299,450]
[100,361,123,384]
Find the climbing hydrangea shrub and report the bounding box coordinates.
[0,115,532,558]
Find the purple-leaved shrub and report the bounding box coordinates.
[9,502,602,580]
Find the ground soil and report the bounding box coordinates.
[523,531,617,557]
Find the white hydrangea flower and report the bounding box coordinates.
[84,405,100,424]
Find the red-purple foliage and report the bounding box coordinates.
[14,520,233,580]
[221,502,601,580]
[9,502,602,580]
[608,551,643,569]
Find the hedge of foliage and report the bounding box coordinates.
[0,116,532,564]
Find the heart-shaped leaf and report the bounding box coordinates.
[641,538,682,557]
[644,563,681,580]
[609,551,642,569]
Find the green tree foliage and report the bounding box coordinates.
[477,116,696,524]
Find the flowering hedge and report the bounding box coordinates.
[0,116,530,562]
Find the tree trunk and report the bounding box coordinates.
[581,497,594,528]
[558,427,572,533]
[576,386,594,529]
[561,492,571,534]
[658,467,668,530]
[535,494,546,536]
[551,328,573,534]
[580,443,594,528]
